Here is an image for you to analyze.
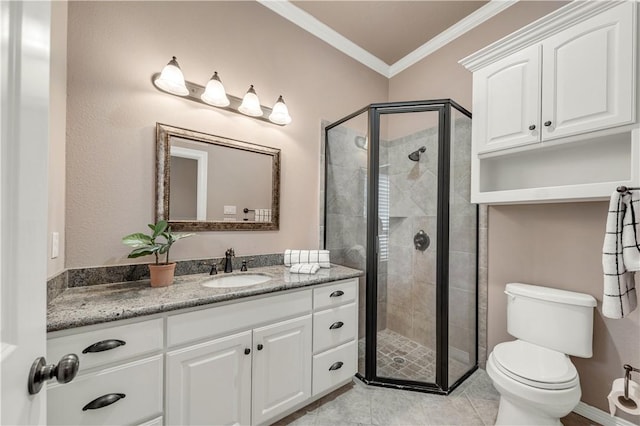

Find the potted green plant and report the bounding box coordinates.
[122,220,194,287]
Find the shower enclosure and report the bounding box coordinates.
[324,99,477,394]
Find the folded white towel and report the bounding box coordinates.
[602,190,638,319]
[290,263,320,274]
[284,249,330,268]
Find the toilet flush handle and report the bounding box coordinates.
[504,290,516,301]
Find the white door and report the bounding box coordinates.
[252,315,312,426]
[472,44,541,154]
[1,2,52,425]
[166,330,252,426]
[541,2,635,141]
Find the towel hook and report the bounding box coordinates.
[617,186,640,193]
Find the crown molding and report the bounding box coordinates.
[258,0,521,79]
[257,0,391,77]
[459,1,627,72]
[388,0,519,77]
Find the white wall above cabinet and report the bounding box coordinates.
[461,1,639,204]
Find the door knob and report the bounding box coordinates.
[544,121,552,127]
[28,354,79,395]
[528,124,536,130]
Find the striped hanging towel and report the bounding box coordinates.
[602,190,638,318]
[284,249,331,268]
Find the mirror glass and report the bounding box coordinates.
[156,123,280,231]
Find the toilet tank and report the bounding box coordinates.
[505,283,597,358]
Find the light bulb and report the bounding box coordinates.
[269,95,292,125]
[201,71,230,107]
[238,85,264,117]
[153,56,189,96]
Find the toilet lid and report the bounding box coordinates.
[493,340,578,390]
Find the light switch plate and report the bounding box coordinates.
[224,205,237,215]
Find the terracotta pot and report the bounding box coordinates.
[148,263,176,287]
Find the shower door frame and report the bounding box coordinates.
[324,99,477,395]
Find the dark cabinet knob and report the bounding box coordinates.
[257,344,264,351]
[528,124,536,130]
[82,393,126,411]
[244,348,251,355]
[82,339,126,353]
[544,121,552,127]
[329,321,344,330]
[329,361,344,371]
[329,290,344,298]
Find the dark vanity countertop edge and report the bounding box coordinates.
[47,265,363,333]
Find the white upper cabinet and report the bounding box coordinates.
[541,4,635,140]
[473,45,541,153]
[470,1,636,156]
[461,1,639,203]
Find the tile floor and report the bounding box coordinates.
[365,329,471,384]
[275,369,600,426]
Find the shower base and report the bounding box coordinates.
[359,329,470,384]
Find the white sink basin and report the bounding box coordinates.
[202,273,271,288]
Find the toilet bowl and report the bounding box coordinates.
[487,340,581,425]
[487,283,596,425]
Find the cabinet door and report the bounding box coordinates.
[252,315,312,425]
[542,2,635,140]
[472,44,541,154]
[166,330,252,426]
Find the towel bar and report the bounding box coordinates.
[617,186,640,193]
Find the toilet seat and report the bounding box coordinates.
[493,340,579,390]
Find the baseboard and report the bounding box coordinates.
[574,401,638,426]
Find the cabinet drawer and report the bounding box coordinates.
[313,279,356,310]
[48,318,163,371]
[167,289,312,347]
[48,355,163,425]
[313,302,357,353]
[312,340,357,396]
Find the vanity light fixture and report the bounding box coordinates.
[152,56,292,126]
[238,85,264,117]
[201,72,230,107]
[269,96,292,126]
[153,56,189,96]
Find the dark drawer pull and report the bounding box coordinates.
[82,393,126,411]
[329,361,344,371]
[82,339,126,354]
[329,321,344,330]
[329,290,344,298]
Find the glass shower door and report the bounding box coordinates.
[374,108,441,385]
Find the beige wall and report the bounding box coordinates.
[488,204,640,420]
[65,1,387,268]
[48,1,67,278]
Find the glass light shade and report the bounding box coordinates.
[154,56,189,96]
[201,72,230,107]
[269,95,292,125]
[238,85,264,117]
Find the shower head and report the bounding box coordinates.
[408,146,426,162]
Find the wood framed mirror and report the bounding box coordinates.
[156,123,280,231]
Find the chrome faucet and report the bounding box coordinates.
[224,248,235,273]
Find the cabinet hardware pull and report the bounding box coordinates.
[544,121,552,127]
[528,124,536,130]
[257,344,264,351]
[82,339,126,354]
[329,321,344,330]
[329,290,344,298]
[82,393,126,411]
[329,361,343,371]
[244,348,251,355]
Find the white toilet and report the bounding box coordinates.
[487,283,596,425]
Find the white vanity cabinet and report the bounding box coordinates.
[462,1,639,203]
[165,289,313,426]
[47,318,164,426]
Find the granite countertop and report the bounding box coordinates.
[47,264,363,332]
